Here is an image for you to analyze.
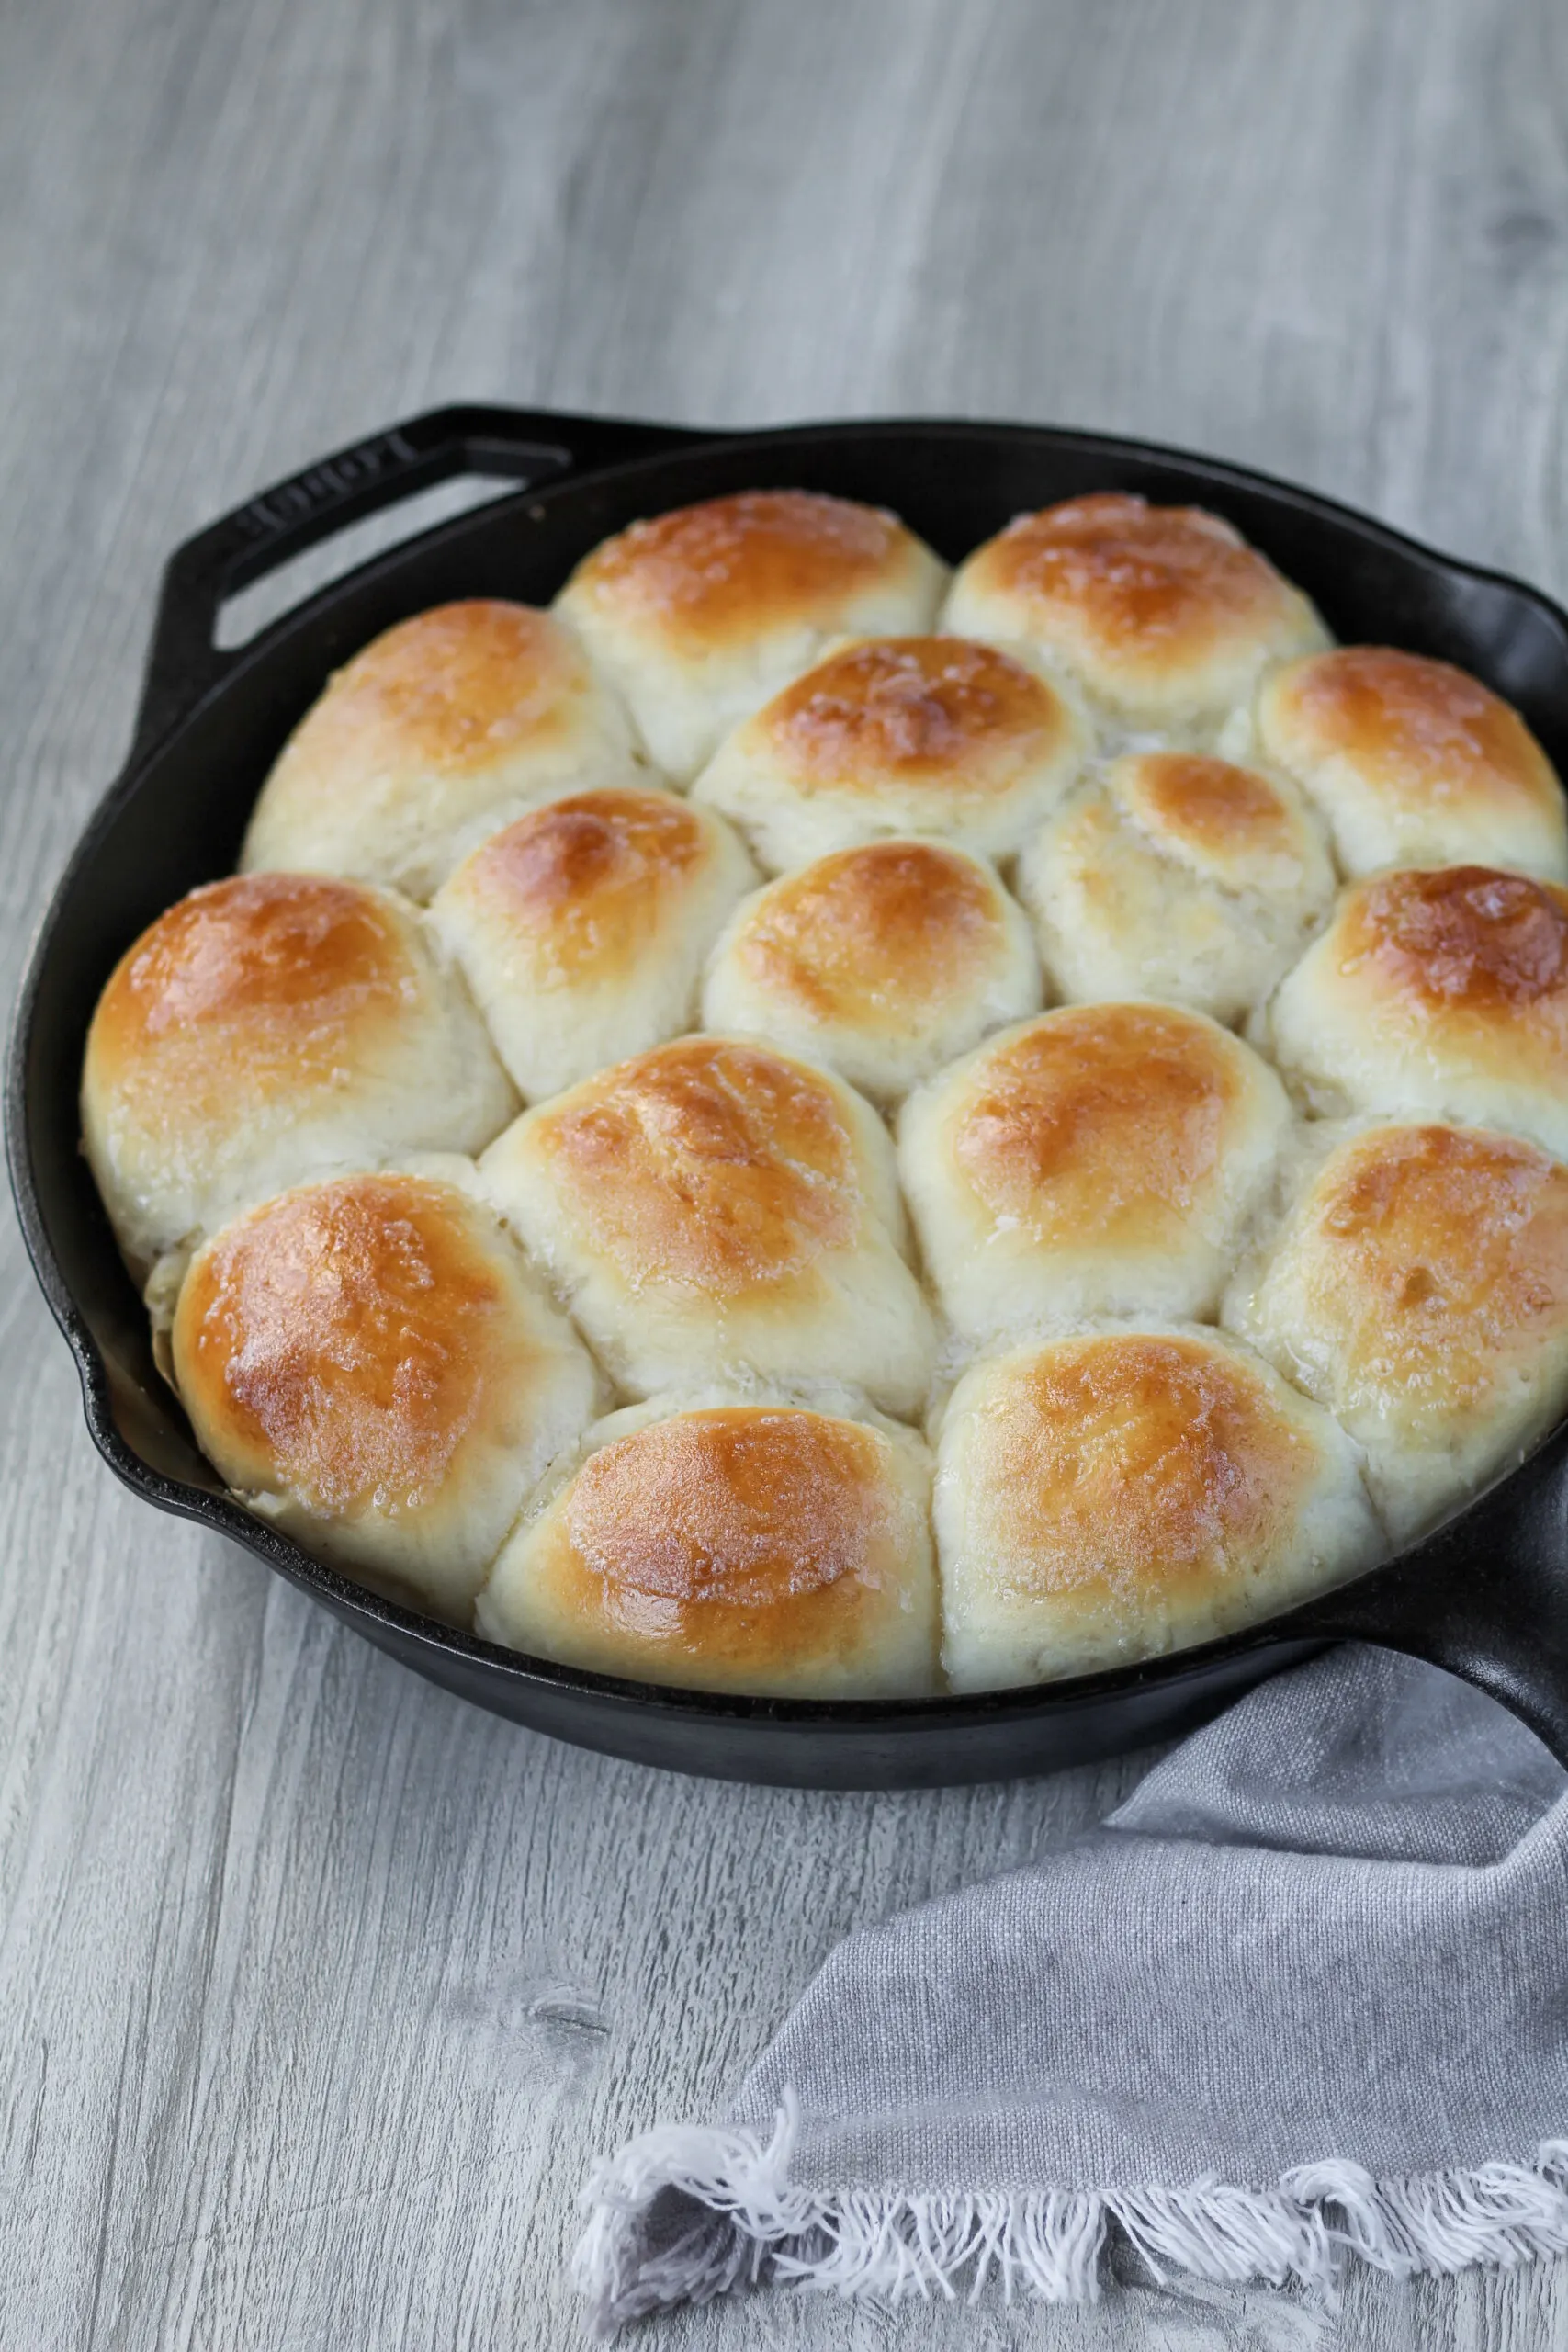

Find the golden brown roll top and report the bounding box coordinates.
[1018,752,1335,1024]
[431,786,757,1100]
[478,1393,938,1696]
[479,1035,935,1412]
[934,1326,1380,1690]
[1263,864,1568,1157]
[942,493,1327,728]
[555,491,948,782]
[700,839,1042,1102]
[898,1002,1292,1340]
[690,634,1085,869]
[1224,1121,1568,1542]
[81,872,515,1282]
[170,1171,602,1620]
[1256,647,1568,880]
[1110,751,1326,889]
[241,601,644,901]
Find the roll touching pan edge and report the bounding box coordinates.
[13,403,1568,1786]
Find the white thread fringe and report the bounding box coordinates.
[571,2094,1568,2338]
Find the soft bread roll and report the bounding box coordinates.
[554,492,948,782]
[478,1390,938,1696]
[1256,647,1568,880]
[81,873,516,1283]
[689,635,1085,870]
[241,601,644,901]
[431,786,757,1101]
[170,1170,602,1622]
[934,1325,1381,1690]
[700,839,1043,1104]
[898,1002,1292,1341]
[1018,752,1336,1024]
[942,493,1327,729]
[1262,865,1568,1156]
[1224,1121,1568,1543]
[479,1035,936,1413]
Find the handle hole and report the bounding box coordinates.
[214,472,528,650]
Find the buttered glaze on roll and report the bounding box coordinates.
[1262,864,1568,1157]
[1224,1120,1568,1541]
[479,1391,939,1696]
[432,786,757,1100]
[242,601,645,900]
[701,839,1042,1102]
[898,1001,1292,1341]
[690,634,1085,869]
[943,493,1327,728]
[479,1035,935,1412]
[1256,647,1568,880]
[171,1170,601,1621]
[934,1325,1380,1690]
[555,492,948,782]
[81,871,515,1286]
[1019,752,1336,1024]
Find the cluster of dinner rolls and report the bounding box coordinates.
[82,478,1568,1702]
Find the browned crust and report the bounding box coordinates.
[1341,865,1568,1012]
[971,1333,1314,1601]
[566,491,909,650]
[451,789,708,976]
[733,842,1002,1024]
[757,636,1070,784]
[974,493,1302,678]
[85,873,417,1112]
[276,601,586,775]
[1291,1123,1568,1399]
[173,1176,530,1514]
[1266,647,1561,817]
[526,1036,864,1291]
[1119,752,1303,862]
[951,1005,1247,1246]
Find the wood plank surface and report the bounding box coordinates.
[2,0,1565,2344]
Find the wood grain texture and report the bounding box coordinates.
[2,0,1566,2343]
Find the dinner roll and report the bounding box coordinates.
[241,601,643,901]
[1224,1121,1568,1543]
[1263,865,1568,1156]
[899,1002,1292,1341]
[700,840,1042,1104]
[689,635,1085,870]
[170,1170,602,1622]
[934,1325,1381,1690]
[1018,752,1336,1024]
[478,1390,938,1696]
[942,493,1326,729]
[479,1035,935,1413]
[1256,647,1568,880]
[554,491,948,782]
[81,873,515,1283]
[431,786,757,1101]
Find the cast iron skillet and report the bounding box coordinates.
[11,404,1568,1787]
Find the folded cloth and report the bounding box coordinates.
[574,1646,1568,2335]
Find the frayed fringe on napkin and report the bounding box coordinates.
[572,2091,1568,2338]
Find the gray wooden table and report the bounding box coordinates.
[3,0,1565,2343]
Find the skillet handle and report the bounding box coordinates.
[1280,1437,1568,1765]
[128,402,710,765]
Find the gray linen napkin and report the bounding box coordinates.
[574,1645,1568,2334]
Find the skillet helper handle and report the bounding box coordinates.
[1282,1441,1568,1766]
[128,402,708,764]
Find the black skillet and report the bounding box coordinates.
[10,403,1568,1786]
